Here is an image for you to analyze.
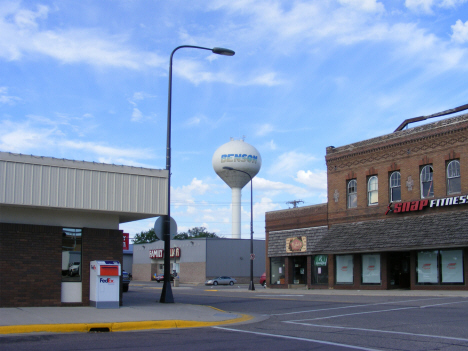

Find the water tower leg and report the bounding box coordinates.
[232,187,241,239]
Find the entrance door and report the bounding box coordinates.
[388,252,410,289]
[293,256,307,284]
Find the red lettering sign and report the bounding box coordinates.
[149,247,181,259]
[123,233,129,250]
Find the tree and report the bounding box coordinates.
[173,227,219,240]
[132,228,159,244]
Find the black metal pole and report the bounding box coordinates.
[248,175,255,291]
[160,45,235,303]
[222,167,255,291]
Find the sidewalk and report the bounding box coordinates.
[0,286,253,335]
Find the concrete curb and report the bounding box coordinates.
[0,312,254,335]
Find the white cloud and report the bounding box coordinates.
[62,140,151,160]
[184,114,209,127]
[253,176,307,197]
[268,151,317,175]
[131,108,143,122]
[0,86,20,104]
[209,0,468,72]
[244,72,283,86]
[0,4,165,69]
[440,0,468,7]
[338,0,385,12]
[256,123,275,136]
[405,0,467,12]
[451,19,468,43]
[0,121,56,151]
[13,4,48,29]
[254,197,282,219]
[261,140,277,151]
[0,118,152,163]
[295,169,327,190]
[405,0,434,13]
[171,178,212,207]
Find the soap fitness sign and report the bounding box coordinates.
[286,236,307,253]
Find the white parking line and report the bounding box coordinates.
[288,306,419,321]
[285,299,468,322]
[284,322,468,343]
[420,300,468,308]
[269,297,443,316]
[256,295,305,297]
[214,326,381,351]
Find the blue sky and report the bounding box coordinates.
[1,0,468,241]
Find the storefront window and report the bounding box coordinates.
[270,257,285,285]
[336,254,354,284]
[361,254,381,284]
[441,249,464,284]
[416,250,439,284]
[416,249,465,285]
[312,255,328,284]
[62,228,82,282]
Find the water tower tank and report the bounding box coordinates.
[212,139,262,239]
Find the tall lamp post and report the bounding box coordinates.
[160,45,235,303]
[223,166,255,291]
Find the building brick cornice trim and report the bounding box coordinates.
[326,124,468,171]
[325,114,468,167]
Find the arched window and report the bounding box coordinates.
[420,165,434,198]
[347,179,357,208]
[367,176,378,205]
[447,160,461,194]
[389,171,401,202]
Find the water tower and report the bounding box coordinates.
[212,138,262,239]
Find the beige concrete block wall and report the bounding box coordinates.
[132,263,152,281]
[180,262,206,284]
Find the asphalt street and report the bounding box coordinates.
[1,282,468,351]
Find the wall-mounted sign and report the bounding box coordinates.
[314,255,328,267]
[385,195,468,215]
[286,237,307,253]
[123,233,129,250]
[149,247,181,259]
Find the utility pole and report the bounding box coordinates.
[286,200,304,208]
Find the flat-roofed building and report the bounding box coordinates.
[0,152,167,307]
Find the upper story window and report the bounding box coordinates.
[447,160,461,195]
[389,171,401,202]
[347,179,357,208]
[420,165,434,198]
[367,176,378,205]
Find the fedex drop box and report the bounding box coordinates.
[90,260,121,308]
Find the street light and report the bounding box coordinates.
[160,45,235,303]
[223,166,255,291]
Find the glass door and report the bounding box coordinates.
[293,256,307,284]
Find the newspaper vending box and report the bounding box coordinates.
[90,260,121,308]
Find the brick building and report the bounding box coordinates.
[0,152,167,307]
[266,113,468,290]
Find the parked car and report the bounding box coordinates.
[122,270,130,292]
[205,276,237,286]
[68,262,80,276]
[153,273,175,282]
[260,272,266,287]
